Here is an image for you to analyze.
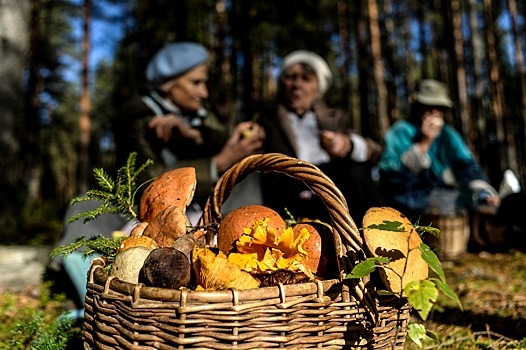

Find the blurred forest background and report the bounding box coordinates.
[0,0,525,244]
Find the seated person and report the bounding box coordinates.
[113,42,265,222]
[257,50,383,224]
[48,42,266,320]
[378,79,500,222]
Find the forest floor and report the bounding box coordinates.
[404,249,526,349]
[0,248,525,349]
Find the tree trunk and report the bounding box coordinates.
[403,7,415,109]
[381,0,400,123]
[432,0,449,82]
[450,0,471,147]
[483,0,513,181]
[0,0,30,228]
[367,0,389,136]
[356,2,369,138]
[24,0,43,204]
[508,0,526,180]
[415,1,429,78]
[337,0,351,118]
[467,0,486,160]
[239,1,257,118]
[212,0,232,122]
[79,0,92,193]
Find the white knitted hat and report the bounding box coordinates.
[281,50,333,96]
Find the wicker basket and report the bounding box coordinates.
[84,153,411,349]
[421,210,470,261]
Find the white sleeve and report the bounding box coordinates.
[401,144,431,174]
[349,133,369,162]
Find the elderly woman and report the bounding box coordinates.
[114,42,265,212]
[257,50,383,224]
[53,43,265,321]
[378,79,500,221]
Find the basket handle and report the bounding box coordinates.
[202,153,365,256]
[200,153,377,322]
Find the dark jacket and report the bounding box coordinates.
[259,103,381,163]
[113,91,230,205]
[257,102,383,224]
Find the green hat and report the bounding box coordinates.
[414,79,453,108]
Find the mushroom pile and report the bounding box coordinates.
[110,167,204,289]
[108,167,428,292]
[108,167,338,291]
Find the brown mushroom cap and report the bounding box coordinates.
[142,205,190,247]
[117,235,159,253]
[362,207,429,293]
[293,221,338,279]
[139,167,196,222]
[217,205,286,254]
[130,222,149,237]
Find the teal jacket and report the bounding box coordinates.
[378,119,488,217]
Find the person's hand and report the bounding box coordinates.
[319,130,352,158]
[421,112,444,142]
[148,115,203,144]
[215,122,265,174]
[474,190,501,213]
[417,112,444,153]
[481,193,501,208]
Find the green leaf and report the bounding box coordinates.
[434,278,463,310]
[419,243,446,283]
[407,324,441,348]
[425,329,440,343]
[415,224,440,238]
[344,257,390,278]
[407,323,427,348]
[364,220,405,232]
[404,280,438,320]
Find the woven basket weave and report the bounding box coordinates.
[84,153,411,349]
[421,210,469,261]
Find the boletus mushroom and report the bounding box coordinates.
[139,167,196,223]
[139,247,191,289]
[110,246,152,284]
[217,204,286,254]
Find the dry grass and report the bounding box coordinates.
[404,250,526,349]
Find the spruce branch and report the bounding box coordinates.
[50,235,126,264]
[68,152,153,224]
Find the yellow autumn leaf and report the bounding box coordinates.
[228,251,260,271]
